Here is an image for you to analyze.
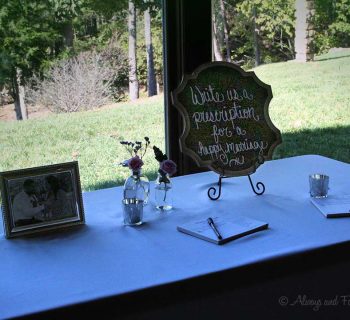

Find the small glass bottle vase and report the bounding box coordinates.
[123,170,150,205]
[155,171,173,211]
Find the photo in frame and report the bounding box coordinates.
[0,162,85,238]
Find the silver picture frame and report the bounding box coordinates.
[0,162,85,238]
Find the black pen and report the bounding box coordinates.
[207,217,222,240]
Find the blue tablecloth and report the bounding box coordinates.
[1,155,350,319]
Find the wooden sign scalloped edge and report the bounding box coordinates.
[171,61,282,177]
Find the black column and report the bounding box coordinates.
[162,0,212,175]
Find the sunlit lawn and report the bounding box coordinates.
[254,50,350,163]
[1,50,350,190]
[0,97,165,191]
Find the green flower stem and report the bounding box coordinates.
[163,182,167,202]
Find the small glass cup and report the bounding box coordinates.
[309,174,329,198]
[122,198,144,226]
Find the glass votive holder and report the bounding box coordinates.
[309,174,329,198]
[122,198,144,226]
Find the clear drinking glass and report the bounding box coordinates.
[122,198,144,226]
[309,174,329,198]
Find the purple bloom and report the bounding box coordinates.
[160,160,177,176]
[128,156,144,171]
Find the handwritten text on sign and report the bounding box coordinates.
[173,62,281,176]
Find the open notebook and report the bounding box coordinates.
[310,195,350,218]
[177,215,268,245]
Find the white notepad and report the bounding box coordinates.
[177,216,268,245]
[310,195,350,218]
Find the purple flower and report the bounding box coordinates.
[128,156,144,171]
[160,160,177,176]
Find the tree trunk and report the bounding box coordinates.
[219,0,231,62]
[88,15,98,36]
[212,12,224,61]
[63,20,74,48]
[144,8,157,97]
[295,0,315,62]
[13,68,28,121]
[253,7,261,67]
[128,0,139,100]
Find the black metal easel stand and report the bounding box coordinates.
[207,157,266,201]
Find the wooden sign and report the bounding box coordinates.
[172,62,282,177]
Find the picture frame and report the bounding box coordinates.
[0,162,85,238]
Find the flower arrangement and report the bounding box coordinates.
[117,137,176,210]
[153,146,177,209]
[153,146,177,178]
[119,137,151,205]
[120,137,150,172]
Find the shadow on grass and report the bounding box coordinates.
[84,170,159,192]
[84,178,125,191]
[84,125,350,191]
[315,53,350,62]
[273,125,350,164]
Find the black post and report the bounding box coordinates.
[163,0,212,175]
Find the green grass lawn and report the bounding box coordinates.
[0,97,165,191]
[1,50,350,191]
[254,50,350,163]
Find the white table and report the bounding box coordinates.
[1,155,350,319]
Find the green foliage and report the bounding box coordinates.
[314,0,350,54]
[1,0,349,100]
[0,0,61,88]
[213,0,295,66]
[215,0,350,64]
[71,11,130,97]
[49,1,162,98]
[0,0,163,100]
[85,0,127,19]
[232,0,295,63]
[329,0,350,46]
[51,0,83,19]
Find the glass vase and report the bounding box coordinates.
[123,170,150,205]
[122,198,144,226]
[155,171,173,211]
